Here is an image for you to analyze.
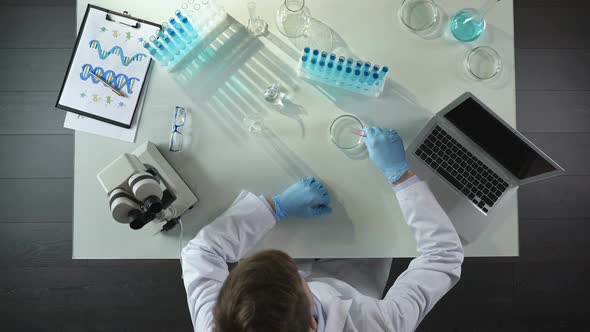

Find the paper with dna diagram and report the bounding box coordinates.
[88,40,147,66]
[80,64,140,94]
[56,6,160,128]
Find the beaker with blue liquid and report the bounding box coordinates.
[450,0,500,42]
[450,8,486,42]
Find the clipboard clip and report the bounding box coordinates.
[106,11,141,29]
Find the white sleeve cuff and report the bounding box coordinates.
[393,175,421,192]
[259,195,278,222]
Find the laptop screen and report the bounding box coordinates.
[444,97,556,180]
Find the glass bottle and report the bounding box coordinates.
[275,0,311,38]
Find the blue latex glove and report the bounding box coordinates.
[364,127,409,184]
[272,177,332,222]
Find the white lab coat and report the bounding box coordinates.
[181,180,464,332]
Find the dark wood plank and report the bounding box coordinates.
[524,133,590,175]
[0,92,71,134]
[516,91,590,133]
[515,262,590,316]
[85,266,191,330]
[0,0,73,5]
[0,6,75,48]
[515,8,589,49]
[0,223,85,267]
[516,49,590,91]
[520,219,590,261]
[519,175,590,219]
[0,134,73,178]
[0,49,72,91]
[515,0,590,8]
[0,178,72,222]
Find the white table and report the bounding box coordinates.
[73,0,518,259]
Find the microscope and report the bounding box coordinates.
[97,142,198,230]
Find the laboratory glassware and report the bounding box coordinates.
[450,1,500,42]
[330,115,364,150]
[466,46,502,80]
[399,0,439,33]
[275,0,311,38]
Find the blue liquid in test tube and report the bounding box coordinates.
[318,60,326,73]
[336,64,343,78]
[372,65,380,72]
[150,36,175,61]
[326,62,334,76]
[329,53,336,62]
[143,43,166,64]
[304,47,311,54]
[352,69,361,82]
[166,28,186,49]
[355,61,363,72]
[301,55,309,68]
[343,67,352,80]
[320,51,328,63]
[157,30,180,54]
[368,72,379,85]
[176,10,198,36]
[346,58,354,68]
[310,49,319,63]
[174,23,193,45]
[310,58,318,70]
[359,71,370,84]
[379,66,389,79]
[363,62,372,72]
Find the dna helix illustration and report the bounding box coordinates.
[89,40,147,66]
[80,64,141,94]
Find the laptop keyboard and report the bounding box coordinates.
[415,126,509,214]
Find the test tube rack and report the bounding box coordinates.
[297,48,390,97]
[143,0,228,73]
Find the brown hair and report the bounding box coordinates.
[214,250,311,332]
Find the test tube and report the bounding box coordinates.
[157,30,180,54]
[166,27,186,49]
[310,49,319,63]
[177,11,199,38]
[343,66,352,80]
[303,47,311,55]
[359,70,370,84]
[363,62,372,72]
[372,65,380,72]
[355,61,363,72]
[326,62,334,76]
[150,36,175,61]
[352,69,361,82]
[301,54,310,68]
[379,66,390,79]
[367,72,379,86]
[320,51,328,63]
[318,59,326,73]
[346,58,354,69]
[310,57,318,70]
[329,53,336,63]
[143,42,167,65]
[336,64,344,78]
[173,22,193,44]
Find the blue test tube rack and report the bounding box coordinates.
[297,48,389,97]
[143,0,228,73]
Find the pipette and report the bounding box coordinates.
[351,128,366,137]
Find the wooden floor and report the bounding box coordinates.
[1,0,588,331]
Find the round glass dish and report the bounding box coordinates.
[466,46,502,80]
[329,115,364,150]
[399,0,439,33]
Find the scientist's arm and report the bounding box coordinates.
[181,177,332,331]
[364,127,464,332]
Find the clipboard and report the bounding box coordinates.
[56,5,161,128]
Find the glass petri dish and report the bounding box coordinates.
[399,0,439,33]
[329,115,363,150]
[466,46,502,80]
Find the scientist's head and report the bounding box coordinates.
[214,249,317,332]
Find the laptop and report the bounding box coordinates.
[408,92,564,216]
